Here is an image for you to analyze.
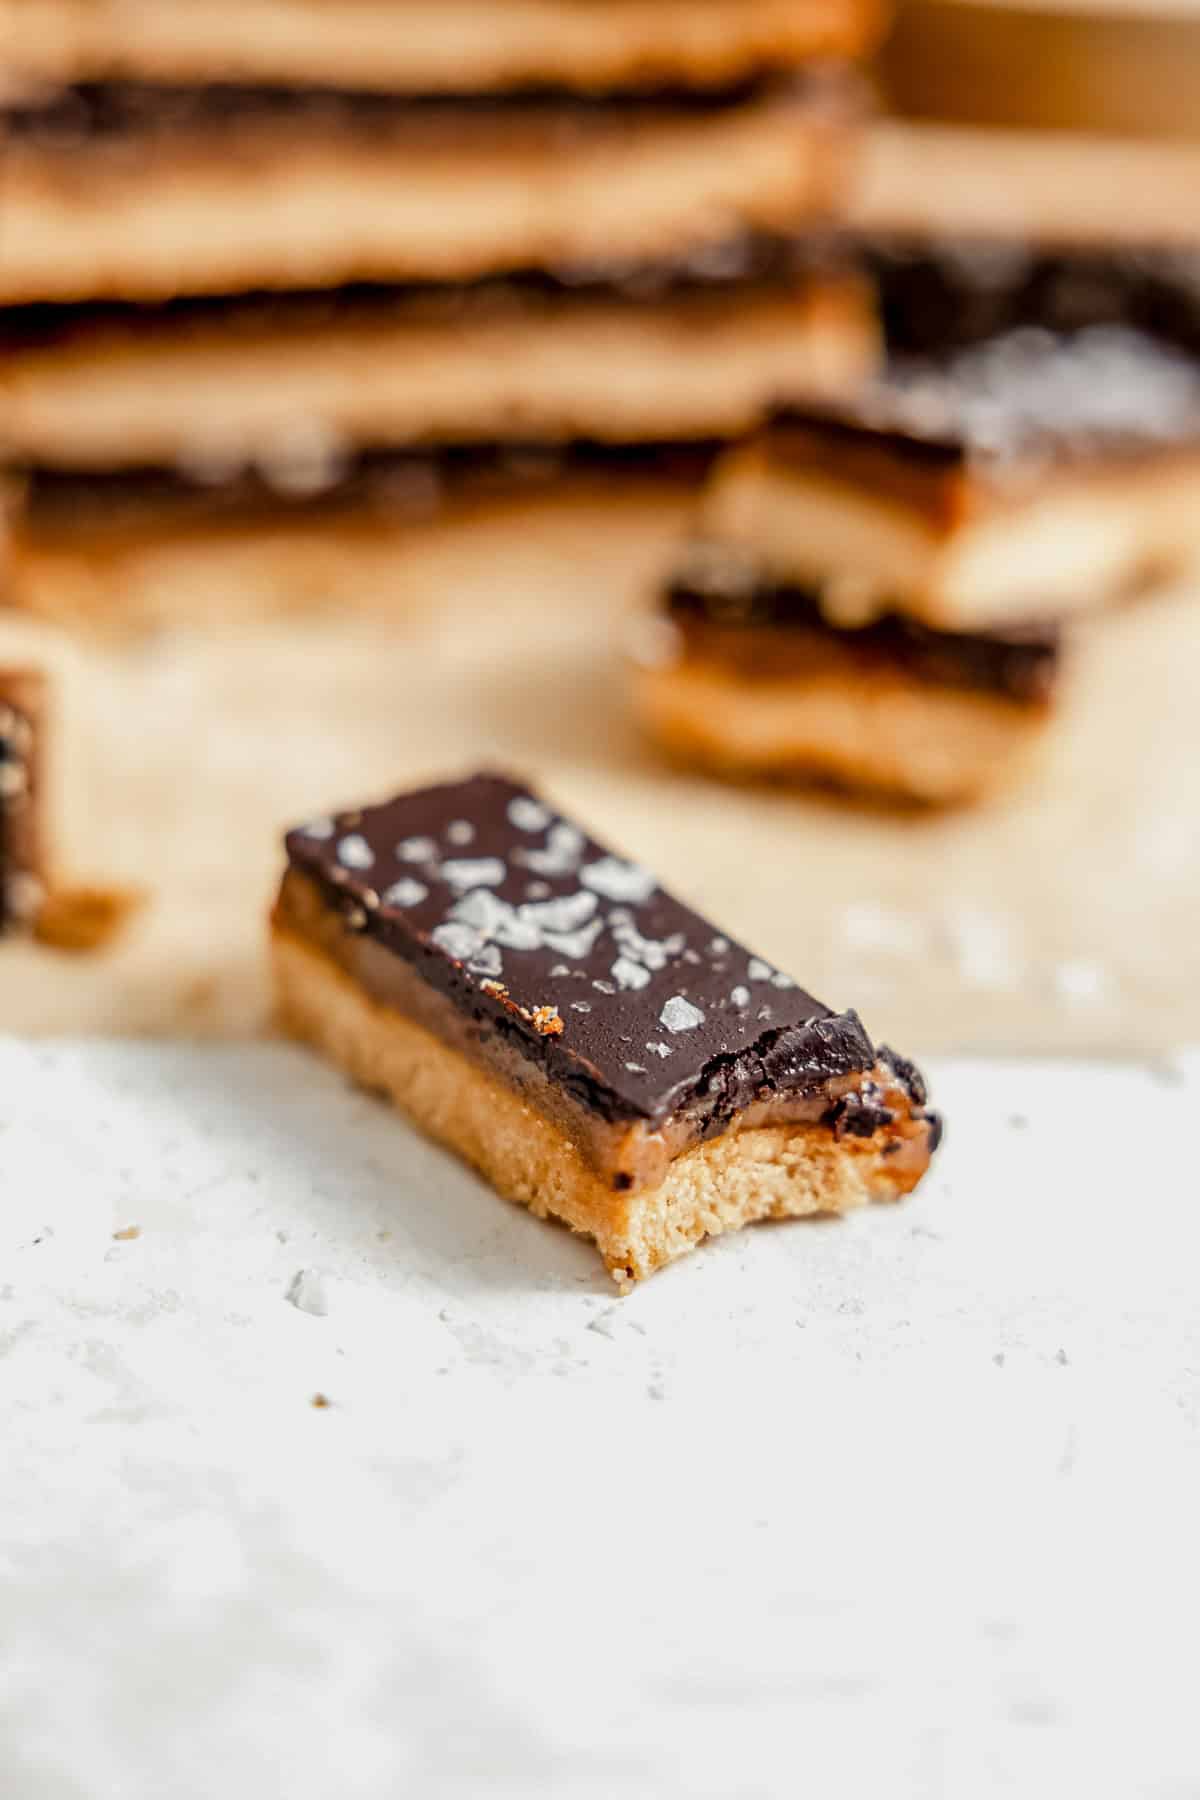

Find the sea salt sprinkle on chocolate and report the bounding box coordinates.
[442,857,506,890]
[283,773,884,1126]
[508,796,550,833]
[337,834,374,870]
[660,996,705,1033]
[381,877,428,908]
[581,856,657,905]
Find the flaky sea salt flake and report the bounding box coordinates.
[660,995,705,1033]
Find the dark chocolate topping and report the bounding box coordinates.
[867,234,1200,359]
[774,324,1200,478]
[1,71,831,150]
[284,773,877,1126]
[16,440,721,534]
[665,560,1061,706]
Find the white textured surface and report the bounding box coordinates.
[2,1040,1199,1799]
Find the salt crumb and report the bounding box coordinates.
[285,1270,328,1318]
[441,857,506,891]
[1053,958,1108,1006]
[397,836,436,862]
[381,877,427,909]
[660,995,705,1033]
[581,856,656,905]
[839,901,928,959]
[336,834,374,870]
[508,796,550,832]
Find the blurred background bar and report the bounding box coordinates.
[882,0,1200,138]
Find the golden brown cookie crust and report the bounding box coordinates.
[2,82,857,303]
[633,652,1051,806]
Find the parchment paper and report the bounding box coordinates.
[3,487,1198,1053]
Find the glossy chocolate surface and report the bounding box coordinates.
[281,773,884,1129]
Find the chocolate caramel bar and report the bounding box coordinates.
[0,74,857,303]
[2,0,886,95]
[633,551,1059,805]
[0,670,46,934]
[271,774,939,1286]
[0,248,875,468]
[699,328,1200,630]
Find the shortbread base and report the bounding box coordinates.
[272,928,924,1289]
[634,656,1049,805]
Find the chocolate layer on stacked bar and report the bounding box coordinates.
[636,326,1200,803]
[272,771,939,1285]
[0,1,884,626]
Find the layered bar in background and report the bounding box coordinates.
[633,547,1060,805]
[1,0,887,100]
[696,331,1200,630]
[272,772,939,1285]
[634,323,1200,803]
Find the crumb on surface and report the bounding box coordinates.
[480,979,563,1036]
[112,1225,141,1241]
[35,883,147,953]
[311,1393,331,1409]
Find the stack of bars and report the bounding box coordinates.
[0,0,886,630]
[634,321,1200,806]
[633,1,1200,809]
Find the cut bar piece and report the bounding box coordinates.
[1,0,887,94]
[633,552,1060,805]
[0,250,875,468]
[271,774,939,1286]
[699,328,1200,630]
[0,670,47,935]
[0,74,857,304]
[881,0,1200,142]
